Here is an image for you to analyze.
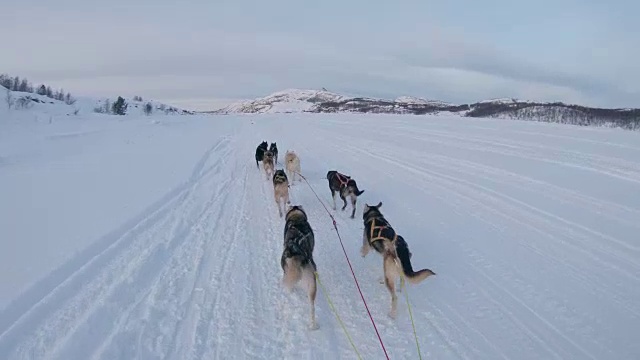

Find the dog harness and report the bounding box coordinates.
[367,218,397,244]
[336,173,350,188]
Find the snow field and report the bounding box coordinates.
[1,112,639,359]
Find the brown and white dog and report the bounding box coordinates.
[284,150,301,183]
[272,169,290,217]
[262,150,275,180]
[361,202,436,318]
[281,205,318,330]
[326,170,364,218]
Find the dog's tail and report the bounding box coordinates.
[348,179,365,196]
[283,256,304,290]
[395,235,435,284]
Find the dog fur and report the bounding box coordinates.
[255,141,268,168]
[284,150,301,183]
[326,170,364,218]
[281,205,318,330]
[361,202,435,318]
[262,150,275,180]
[273,169,290,217]
[269,142,279,164]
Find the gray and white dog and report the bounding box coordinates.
[281,205,318,330]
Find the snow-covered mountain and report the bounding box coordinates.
[214,88,344,114]
[215,89,640,131]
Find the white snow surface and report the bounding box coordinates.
[1,110,640,359]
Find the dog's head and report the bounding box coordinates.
[363,201,383,220]
[326,170,336,179]
[273,169,287,180]
[285,205,307,222]
[270,142,277,150]
[259,141,268,149]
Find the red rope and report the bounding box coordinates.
[294,172,390,360]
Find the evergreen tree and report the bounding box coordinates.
[112,96,128,115]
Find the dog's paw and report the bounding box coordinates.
[308,321,320,331]
[388,310,397,320]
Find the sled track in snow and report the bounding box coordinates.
[0,137,234,359]
[3,115,640,360]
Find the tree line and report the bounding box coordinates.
[0,73,76,105]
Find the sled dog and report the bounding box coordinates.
[273,169,290,217]
[361,202,436,318]
[269,142,279,164]
[255,141,268,168]
[281,205,318,330]
[326,170,365,218]
[284,150,301,183]
[262,150,275,180]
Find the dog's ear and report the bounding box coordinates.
[364,203,370,211]
[376,201,382,208]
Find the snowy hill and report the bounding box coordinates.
[1,85,194,118]
[1,111,640,359]
[216,89,640,130]
[214,89,344,114]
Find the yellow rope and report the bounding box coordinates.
[400,271,423,360]
[314,272,363,360]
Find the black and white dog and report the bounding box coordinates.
[255,141,268,168]
[269,142,278,164]
[281,205,318,330]
[361,202,436,318]
[326,170,364,218]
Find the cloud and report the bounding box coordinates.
[3,1,639,110]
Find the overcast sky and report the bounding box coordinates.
[2,0,639,111]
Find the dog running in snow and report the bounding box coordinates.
[255,141,268,168]
[262,150,275,180]
[272,169,290,217]
[281,205,318,330]
[284,150,301,183]
[326,170,364,219]
[269,142,278,164]
[361,202,436,319]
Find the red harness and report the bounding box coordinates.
[336,173,350,188]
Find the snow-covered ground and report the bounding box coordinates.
[1,111,639,359]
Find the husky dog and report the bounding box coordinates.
[255,141,268,168]
[361,202,436,318]
[269,142,279,164]
[284,150,301,183]
[273,169,290,217]
[281,205,318,330]
[326,170,365,219]
[263,150,275,180]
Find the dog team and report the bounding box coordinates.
[255,140,436,330]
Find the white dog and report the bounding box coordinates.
[284,150,301,183]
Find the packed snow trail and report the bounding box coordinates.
[1,113,639,359]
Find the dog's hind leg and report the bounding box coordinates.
[275,194,282,217]
[330,189,336,210]
[302,265,319,330]
[349,194,357,219]
[383,254,399,319]
[360,231,371,258]
[340,192,347,211]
